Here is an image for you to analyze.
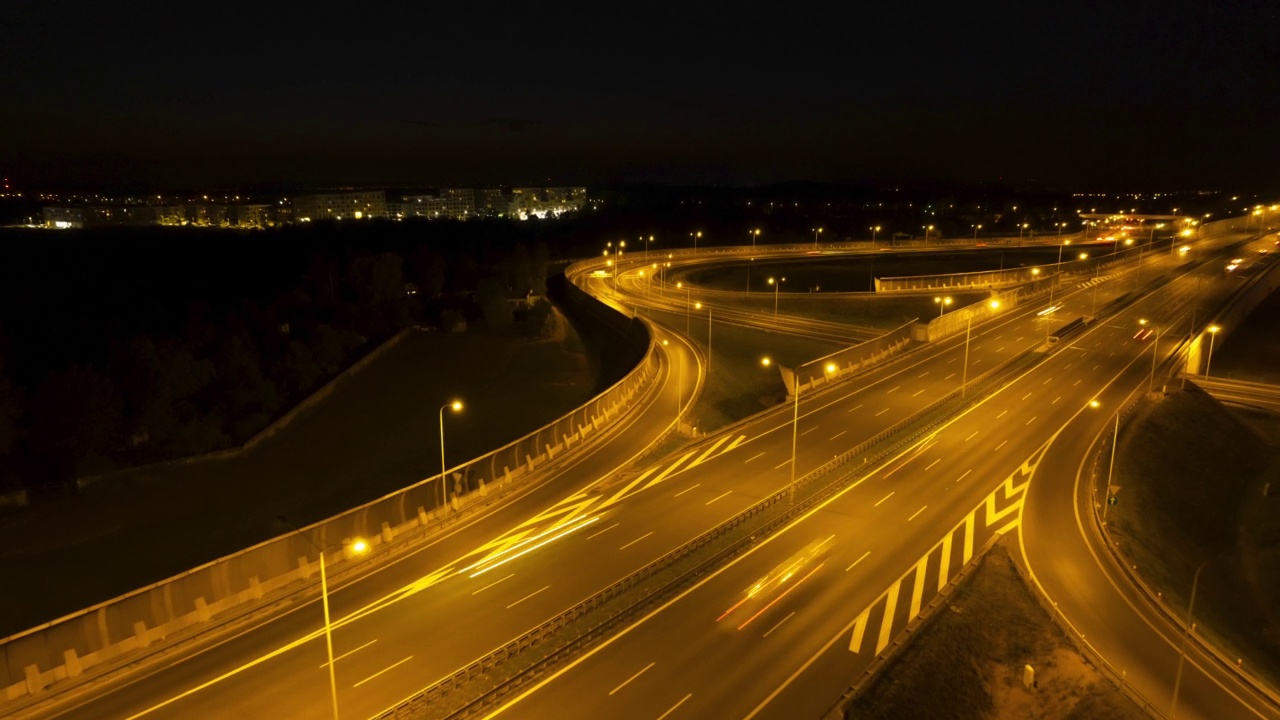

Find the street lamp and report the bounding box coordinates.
[677,281,692,334]
[1205,325,1221,377]
[747,229,761,293]
[281,519,370,720]
[1171,557,1221,719]
[934,295,952,318]
[812,227,823,248]
[922,225,934,245]
[972,224,982,241]
[644,234,654,262]
[961,300,1000,397]
[870,225,881,244]
[695,301,712,374]
[691,230,702,252]
[768,276,785,318]
[439,401,463,508]
[1139,320,1161,391]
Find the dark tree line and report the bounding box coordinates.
[0,223,553,501]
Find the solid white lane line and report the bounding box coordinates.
[745,451,765,463]
[956,469,971,483]
[847,403,863,413]
[320,639,377,668]
[657,693,693,720]
[908,505,927,522]
[964,431,978,441]
[875,491,894,507]
[925,459,940,470]
[353,656,413,688]
[845,550,870,572]
[912,388,925,397]
[994,439,1007,451]
[619,532,654,551]
[829,430,847,440]
[586,523,619,540]
[706,490,733,505]
[774,459,791,470]
[762,611,797,638]
[506,585,550,609]
[874,407,889,416]
[997,410,1008,418]
[609,661,656,696]
[471,573,515,596]
[801,427,818,436]
[673,484,700,497]
[1025,416,1036,426]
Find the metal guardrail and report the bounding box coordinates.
[374,343,1046,719]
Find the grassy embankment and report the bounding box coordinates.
[1106,384,1280,685]
[844,542,1145,720]
[0,311,596,636]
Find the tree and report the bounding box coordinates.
[475,278,512,330]
[407,247,447,298]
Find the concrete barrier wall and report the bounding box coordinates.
[788,319,918,394]
[0,259,662,706]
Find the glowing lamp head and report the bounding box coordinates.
[351,538,369,554]
[449,400,463,412]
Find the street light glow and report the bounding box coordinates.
[450,400,463,412]
[761,356,772,367]
[351,538,369,554]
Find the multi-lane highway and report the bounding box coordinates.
[23,228,1280,720]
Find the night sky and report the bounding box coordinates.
[4,0,1278,190]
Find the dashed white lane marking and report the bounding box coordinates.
[1073,379,1082,386]
[609,661,656,696]
[801,427,818,436]
[1052,396,1061,404]
[875,491,894,507]
[875,407,889,416]
[774,459,791,470]
[964,431,978,441]
[995,440,1007,451]
[745,452,765,463]
[1021,392,1032,400]
[657,693,693,720]
[918,371,930,378]
[908,505,927,522]
[829,430,847,440]
[586,523,620,540]
[845,550,870,572]
[619,532,654,551]
[706,490,733,505]
[888,386,900,393]
[925,458,941,470]
[997,410,1008,418]
[471,573,515,596]
[763,611,797,639]
[847,404,864,413]
[956,469,971,483]
[912,388,925,397]
[944,372,955,380]
[1025,416,1037,426]
[674,484,700,497]
[320,639,377,668]
[507,585,550,609]
[353,656,414,688]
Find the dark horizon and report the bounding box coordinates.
[5,0,1278,192]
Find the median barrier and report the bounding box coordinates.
[0,259,667,712]
[374,345,1046,719]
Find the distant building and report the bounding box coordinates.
[397,188,476,220]
[510,186,587,219]
[476,187,512,217]
[292,191,387,222]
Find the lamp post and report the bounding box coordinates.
[870,225,881,245]
[1205,325,1221,377]
[788,369,800,504]
[813,227,823,248]
[439,401,463,508]
[1139,320,1160,391]
[664,339,683,418]
[768,277,784,318]
[972,224,982,241]
[695,302,712,374]
[934,295,952,318]
[280,519,369,720]
[961,300,1000,397]
[645,234,653,262]
[922,225,934,245]
[1171,559,1213,719]
[691,230,702,252]
[747,229,760,293]
[677,282,691,334]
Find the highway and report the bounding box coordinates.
[28,230,1278,720]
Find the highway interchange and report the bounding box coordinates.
[24,227,1280,720]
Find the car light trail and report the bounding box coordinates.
[462,515,601,577]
